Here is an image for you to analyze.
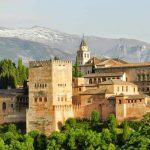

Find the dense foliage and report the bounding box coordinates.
[0,113,149,150]
[0,58,28,89]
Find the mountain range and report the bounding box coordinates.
[0,26,150,64]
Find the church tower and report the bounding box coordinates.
[77,36,91,65]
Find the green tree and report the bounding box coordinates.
[17,58,28,86]
[91,111,100,123]
[73,57,83,77]
[0,138,7,150]
[122,120,131,142]
[54,56,60,60]
[108,143,115,150]
[107,114,118,131]
[0,59,17,89]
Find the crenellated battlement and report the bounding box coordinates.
[29,59,72,68]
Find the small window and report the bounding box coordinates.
[147,87,149,91]
[2,102,6,111]
[11,104,13,109]
[117,87,119,92]
[89,79,92,84]
[61,97,63,101]
[122,86,124,92]
[35,98,38,102]
[87,99,92,103]
[119,100,121,104]
[126,86,128,92]
[39,97,42,102]
[133,87,136,92]
[44,97,47,102]
[79,88,82,92]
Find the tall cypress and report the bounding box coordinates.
[73,57,83,77]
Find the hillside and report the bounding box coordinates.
[0,26,150,63]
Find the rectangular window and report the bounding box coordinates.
[117,87,119,92]
[126,86,128,92]
[122,86,124,92]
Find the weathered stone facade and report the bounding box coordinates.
[26,60,73,134]
[0,89,28,124]
[73,78,150,121]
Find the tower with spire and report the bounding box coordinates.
[77,35,91,65]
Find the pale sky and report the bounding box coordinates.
[0,0,150,42]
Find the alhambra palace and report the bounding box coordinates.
[0,38,150,134]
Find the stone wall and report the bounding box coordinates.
[27,60,73,134]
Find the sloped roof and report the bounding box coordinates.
[80,87,111,95]
[84,57,128,67]
[99,79,135,85]
[107,62,150,68]
[80,39,87,47]
[125,95,148,100]
[84,72,124,78]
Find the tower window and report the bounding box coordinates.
[126,86,128,92]
[122,86,124,92]
[89,79,92,84]
[11,104,13,109]
[34,98,38,102]
[39,97,42,102]
[44,97,47,102]
[119,100,121,104]
[2,102,6,111]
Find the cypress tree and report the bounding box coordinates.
[73,57,83,77]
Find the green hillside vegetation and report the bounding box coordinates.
[0,112,149,150]
[0,58,28,89]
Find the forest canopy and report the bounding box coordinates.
[0,112,149,150]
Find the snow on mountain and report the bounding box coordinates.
[0,26,150,63]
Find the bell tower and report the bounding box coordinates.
[77,35,91,65]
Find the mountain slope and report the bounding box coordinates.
[0,26,150,63]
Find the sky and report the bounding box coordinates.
[0,0,150,42]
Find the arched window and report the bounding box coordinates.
[2,102,6,111]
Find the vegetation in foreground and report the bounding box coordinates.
[0,112,149,150]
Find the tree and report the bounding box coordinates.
[108,143,115,150]
[107,114,118,131]
[0,138,7,150]
[17,58,28,87]
[54,56,60,60]
[91,111,100,123]
[122,120,131,142]
[0,59,17,89]
[73,57,83,77]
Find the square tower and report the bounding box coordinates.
[26,60,73,134]
[77,37,91,65]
